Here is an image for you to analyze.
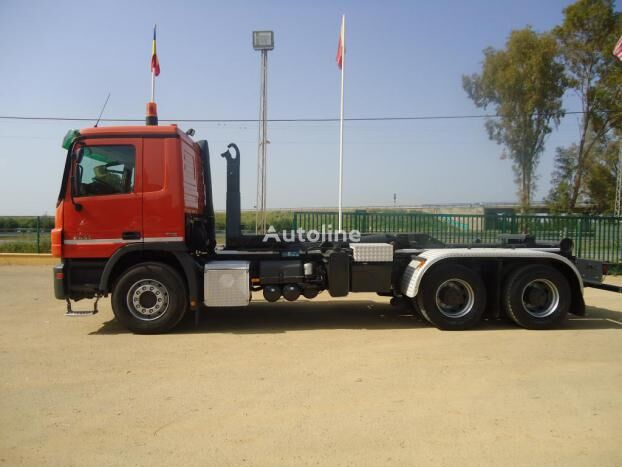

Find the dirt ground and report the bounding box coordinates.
[0,265,621,467]
[0,254,55,266]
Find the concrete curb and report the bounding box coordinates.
[0,253,56,265]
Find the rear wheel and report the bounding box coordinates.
[111,262,188,334]
[416,264,486,330]
[502,264,570,329]
[408,298,425,321]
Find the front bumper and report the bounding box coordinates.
[53,263,66,299]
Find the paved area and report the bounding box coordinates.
[0,265,621,466]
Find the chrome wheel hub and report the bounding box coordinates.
[521,279,559,318]
[126,279,170,321]
[435,279,475,319]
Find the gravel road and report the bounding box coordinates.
[1,266,621,466]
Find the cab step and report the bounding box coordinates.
[65,297,100,317]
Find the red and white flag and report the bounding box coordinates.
[336,16,345,69]
[613,34,622,62]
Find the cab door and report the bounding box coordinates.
[63,139,143,258]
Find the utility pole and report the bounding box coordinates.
[252,31,274,234]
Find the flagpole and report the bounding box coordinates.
[338,14,345,232]
[151,70,155,102]
[146,24,159,126]
[151,24,157,102]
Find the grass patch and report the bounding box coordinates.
[0,238,51,253]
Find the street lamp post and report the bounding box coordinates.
[253,31,274,234]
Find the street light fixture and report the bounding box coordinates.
[253,31,274,50]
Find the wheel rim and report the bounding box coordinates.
[521,279,559,318]
[126,279,170,321]
[435,279,475,319]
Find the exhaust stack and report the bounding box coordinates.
[221,143,242,247]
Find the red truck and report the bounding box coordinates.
[52,117,619,334]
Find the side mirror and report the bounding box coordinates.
[70,148,83,211]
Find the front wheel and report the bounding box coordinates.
[111,262,188,334]
[502,264,570,329]
[416,264,487,330]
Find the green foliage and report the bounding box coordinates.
[0,237,51,253]
[463,28,567,212]
[547,145,580,212]
[214,210,294,232]
[548,133,620,215]
[0,217,54,253]
[0,216,54,229]
[0,218,19,229]
[550,0,621,209]
[585,139,619,213]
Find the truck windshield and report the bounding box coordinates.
[76,145,136,197]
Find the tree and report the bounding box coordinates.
[585,136,620,213]
[547,144,580,212]
[463,28,567,211]
[551,0,622,210]
[547,134,619,213]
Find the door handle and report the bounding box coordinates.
[122,231,141,240]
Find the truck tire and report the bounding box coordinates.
[416,264,486,330]
[409,298,425,321]
[111,262,188,334]
[502,264,570,330]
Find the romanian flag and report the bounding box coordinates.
[151,25,160,76]
[336,16,345,69]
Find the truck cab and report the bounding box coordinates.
[53,125,215,320]
[54,125,209,257]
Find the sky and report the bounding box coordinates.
[0,0,614,215]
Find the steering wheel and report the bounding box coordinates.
[91,178,118,193]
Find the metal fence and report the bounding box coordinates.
[2,213,621,265]
[293,211,622,264]
[0,216,54,254]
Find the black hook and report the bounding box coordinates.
[220,143,240,161]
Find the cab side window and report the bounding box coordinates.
[76,145,135,197]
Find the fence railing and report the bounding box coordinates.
[0,216,54,254]
[2,213,621,265]
[292,211,622,264]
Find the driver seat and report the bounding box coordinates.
[93,165,122,192]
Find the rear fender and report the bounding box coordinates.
[401,248,583,298]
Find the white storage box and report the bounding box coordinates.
[204,261,250,307]
[350,243,393,262]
